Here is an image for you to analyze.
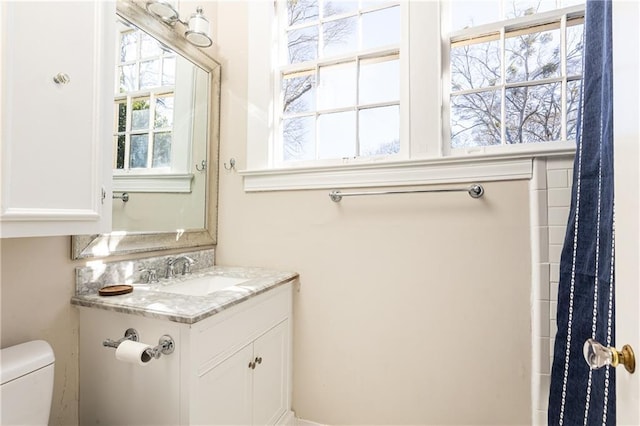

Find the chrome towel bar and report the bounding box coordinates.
[329,184,484,202]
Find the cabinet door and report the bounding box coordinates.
[194,344,253,425]
[252,320,290,425]
[0,1,114,237]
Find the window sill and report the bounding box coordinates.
[240,147,576,192]
[113,173,194,193]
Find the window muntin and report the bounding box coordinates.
[278,0,401,165]
[447,2,584,150]
[115,26,176,172]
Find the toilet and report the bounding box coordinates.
[0,340,55,425]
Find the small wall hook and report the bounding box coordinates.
[224,158,236,171]
[195,160,207,172]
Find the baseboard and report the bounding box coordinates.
[277,410,296,425]
[295,417,327,426]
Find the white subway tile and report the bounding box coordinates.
[550,263,560,283]
[548,206,570,226]
[535,190,549,226]
[549,244,563,263]
[548,226,567,245]
[538,227,549,263]
[539,263,550,300]
[538,374,551,410]
[550,319,558,339]
[548,188,572,207]
[539,301,550,337]
[547,169,569,188]
[550,281,559,302]
[550,301,557,320]
[539,338,551,374]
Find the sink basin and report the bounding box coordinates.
[156,275,250,296]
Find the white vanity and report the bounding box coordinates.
[73,260,297,425]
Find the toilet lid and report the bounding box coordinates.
[0,340,54,385]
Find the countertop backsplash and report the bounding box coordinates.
[75,248,215,295]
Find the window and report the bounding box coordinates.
[243,1,582,191]
[115,24,176,172]
[277,0,401,165]
[445,0,585,150]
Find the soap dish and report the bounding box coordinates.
[98,285,133,296]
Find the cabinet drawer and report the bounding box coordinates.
[193,283,291,375]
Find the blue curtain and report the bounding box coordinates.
[548,0,615,424]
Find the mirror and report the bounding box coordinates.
[72,0,221,259]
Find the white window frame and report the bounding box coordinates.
[274,1,403,167]
[442,4,585,157]
[240,1,580,192]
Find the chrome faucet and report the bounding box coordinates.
[165,256,196,278]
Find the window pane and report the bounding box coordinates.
[155,96,174,129]
[283,73,316,114]
[140,32,162,58]
[451,1,500,31]
[359,105,400,156]
[566,79,581,141]
[162,56,176,86]
[139,59,160,89]
[505,82,561,144]
[120,31,137,62]
[152,132,172,167]
[283,116,315,161]
[451,90,502,148]
[322,17,358,57]
[318,111,356,159]
[362,6,400,50]
[130,134,149,168]
[119,64,136,93]
[116,101,127,132]
[451,39,500,92]
[131,99,150,130]
[287,26,318,64]
[506,28,561,83]
[359,56,399,104]
[504,0,558,19]
[115,135,125,169]
[323,1,358,17]
[566,23,584,76]
[287,0,318,26]
[317,62,357,109]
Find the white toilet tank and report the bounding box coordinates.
[0,340,55,425]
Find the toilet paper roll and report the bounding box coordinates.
[115,340,153,366]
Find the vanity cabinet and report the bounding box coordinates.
[0,1,114,237]
[78,283,293,425]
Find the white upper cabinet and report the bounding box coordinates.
[0,1,114,237]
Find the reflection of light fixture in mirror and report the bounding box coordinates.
[145,1,213,48]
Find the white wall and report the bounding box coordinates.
[0,237,79,426]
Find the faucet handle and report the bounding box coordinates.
[182,257,196,275]
[138,268,159,283]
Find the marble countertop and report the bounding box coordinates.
[71,266,298,324]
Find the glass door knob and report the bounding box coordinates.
[583,338,636,374]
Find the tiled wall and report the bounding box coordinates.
[530,156,574,424]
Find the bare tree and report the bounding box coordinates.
[451,14,583,147]
[282,0,354,160]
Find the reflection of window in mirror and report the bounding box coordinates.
[113,19,202,193]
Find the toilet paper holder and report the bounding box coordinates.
[102,328,175,360]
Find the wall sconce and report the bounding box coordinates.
[145,1,213,47]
